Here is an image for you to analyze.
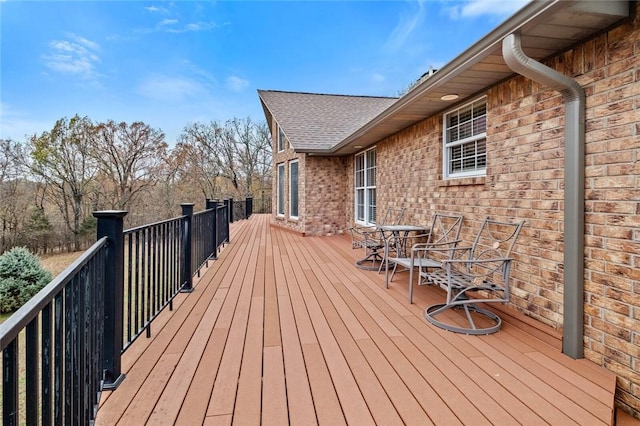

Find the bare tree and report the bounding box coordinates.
[230,118,272,195]
[27,115,98,250]
[0,139,24,252]
[178,121,238,196]
[178,118,272,198]
[93,120,168,210]
[172,138,221,199]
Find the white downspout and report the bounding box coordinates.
[502,33,585,359]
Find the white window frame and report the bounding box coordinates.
[277,124,286,152]
[442,96,487,179]
[277,163,285,216]
[354,147,376,226]
[289,160,299,220]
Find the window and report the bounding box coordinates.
[277,163,285,216]
[277,125,287,152]
[355,148,376,225]
[443,97,487,178]
[289,160,299,219]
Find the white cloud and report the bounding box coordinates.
[137,75,208,102]
[226,76,249,92]
[42,34,101,80]
[167,21,217,33]
[446,0,529,19]
[144,5,169,14]
[384,0,427,51]
[69,34,100,51]
[159,18,179,26]
[182,60,218,86]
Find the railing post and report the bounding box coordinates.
[93,210,128,391]
[180,203,194,293]
[228,198,234,223]
[246,196,253,218]
[206,199,219,259]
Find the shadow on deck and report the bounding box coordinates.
[96,214,618,425]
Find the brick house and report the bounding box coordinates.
[259,0,640,417]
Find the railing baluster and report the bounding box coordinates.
[54,292,63,425]
[127,234,133,344]
[180,204,194,293]
[2,339,19,426]
[42,303,53,426]
[78,269,87,426]
[26,318,39,425]
[64,276,73,425]
[134,231,140,340]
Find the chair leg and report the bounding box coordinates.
[390,263,398,281]
[409,264,414,304]
[424,302,502,335]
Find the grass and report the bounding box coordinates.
[39,251,84,280]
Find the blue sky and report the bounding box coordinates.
[0,0,528,145]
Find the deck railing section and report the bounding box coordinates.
[216,201,230,252]
[0,197,252,425]
[123,215,183,348]
[0,238,109,426]
[229,198,253,222]
[252,197,271,214]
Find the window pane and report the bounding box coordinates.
[278,127,286,151]
[354,148,376,224]
[444,98,487,177]
[277,164,285,215]
[290,161,298,217]
[368,188,376,224]
[459,121,472,139]
[356,189,365,221]
[447,127,458,141]
[356,169,364,187]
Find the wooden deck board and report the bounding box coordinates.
[96,215,617,425]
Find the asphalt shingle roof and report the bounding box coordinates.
[258,90,397,152]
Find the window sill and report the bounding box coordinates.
[439,176,486,187]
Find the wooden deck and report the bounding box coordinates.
[96,214,617,425]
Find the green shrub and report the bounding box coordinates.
[0,247,52,313]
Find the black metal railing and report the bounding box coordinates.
[216,202,230,251]
[0,196,252,425]
[0,238,108,425]
[231,197,254,222]
[123,215,183,348]
[252,197,271,214]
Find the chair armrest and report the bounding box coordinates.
[411,240,463,250]
[350,226,377,249]
[442,257,514,278]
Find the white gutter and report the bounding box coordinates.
[502,32,585,359]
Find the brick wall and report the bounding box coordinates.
[273,4,640,416]
[271,122,305,234]
[304,155,348,236]
[340,5,640,416]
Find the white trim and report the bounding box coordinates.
[354,147,376,226]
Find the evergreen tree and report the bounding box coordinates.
[0,247,52,313]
